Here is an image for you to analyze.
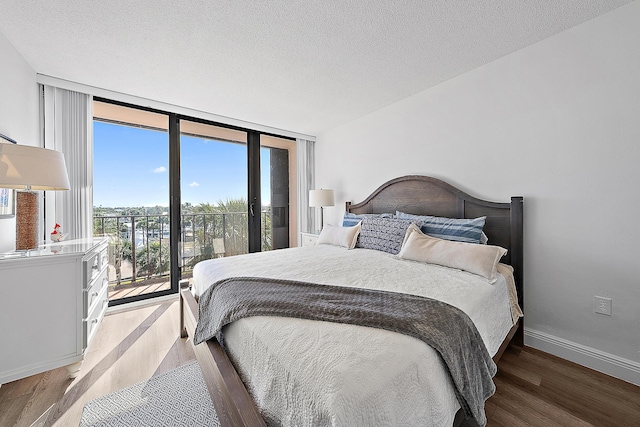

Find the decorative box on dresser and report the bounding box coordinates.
[0,237,109,385]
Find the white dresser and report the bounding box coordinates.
[0,237,109,385]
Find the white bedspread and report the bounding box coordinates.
[193,245,516,426]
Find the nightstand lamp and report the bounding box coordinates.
[0,140,70,250]
[309,189,334,233]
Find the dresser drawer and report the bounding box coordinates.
[83,283,109,349]
[82,242,108,288]
[97,244,108,271]
[301,233,319,247]
[83,265,108,317]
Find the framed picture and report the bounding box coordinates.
[0,188,15,217]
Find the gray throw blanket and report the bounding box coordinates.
[194,277,497,426]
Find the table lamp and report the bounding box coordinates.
[0,139,70,250]
[309,189,334,233]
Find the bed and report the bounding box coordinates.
[180,175,524,427]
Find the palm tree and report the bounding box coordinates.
[190,198,249,258]
[137,241,170,278]
[212,198,248,256]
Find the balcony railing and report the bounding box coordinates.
[94,211,272,290]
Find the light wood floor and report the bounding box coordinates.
[1,298,639,427]
[0,297,195,427]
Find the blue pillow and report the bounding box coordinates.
[395,211,486,244]
[356,217,417,255]
[342,212,393,227]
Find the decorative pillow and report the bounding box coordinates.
[396,211,486,244]
[316,223,361,249]
[342,212,393,227]
[398,224,507,283]
[480,232,488,244]
[356,217,418,255]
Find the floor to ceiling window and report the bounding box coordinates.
[179,120,248,273]
[92,99,296,305]
[93,101,171,304]
[260,135,297,251]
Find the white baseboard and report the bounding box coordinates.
[524,327,640,386]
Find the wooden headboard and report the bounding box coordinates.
[346,175,524,312]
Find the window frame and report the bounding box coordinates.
[94,97,295,306]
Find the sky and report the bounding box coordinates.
[93,121,271,208]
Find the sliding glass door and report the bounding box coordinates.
[179,120,248,275]
[93,99,297,305]
[93,101,173,304]
[260,135,297,251]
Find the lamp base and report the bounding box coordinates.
[16,191,39,251]
[318,207,324,234]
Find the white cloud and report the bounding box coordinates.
[153,166,167,173]
[189,181,200,187]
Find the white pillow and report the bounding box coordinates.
[398,224,507,283]
[316,223,361,249]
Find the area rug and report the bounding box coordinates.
[79,361,219,427]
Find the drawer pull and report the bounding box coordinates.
[91,291,99,297]
[91,319,98,324]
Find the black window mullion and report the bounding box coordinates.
[169,114,181,291]
[247,131,261,253]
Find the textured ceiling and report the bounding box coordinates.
[0,1,632,136]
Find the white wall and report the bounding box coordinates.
[0,30,39,252]
[316,2,640,384]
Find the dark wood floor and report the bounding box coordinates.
[1,298,638,426]
[485,345,640,426]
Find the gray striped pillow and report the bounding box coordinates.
[395,211,486,244]
[342,212,393,227]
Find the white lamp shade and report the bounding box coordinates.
[0,143,70,190]
[309,189,334,207]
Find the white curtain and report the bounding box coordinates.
[296,138,315,244]
[42,85,93,241]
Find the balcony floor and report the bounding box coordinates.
[108,279,171,300]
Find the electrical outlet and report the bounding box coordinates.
[594,296,612,316]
